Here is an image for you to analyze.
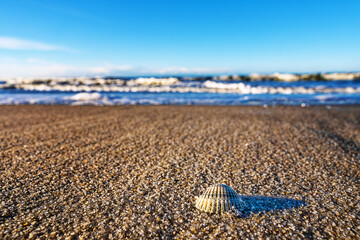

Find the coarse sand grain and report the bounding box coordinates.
[0,105,359,239]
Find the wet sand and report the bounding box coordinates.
[0,105,359,239]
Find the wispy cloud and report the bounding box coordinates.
[0,58,229,78]
[0,58,134,78]
[0,37,65,51]
[100,66,230,76]
[156,66,230,75]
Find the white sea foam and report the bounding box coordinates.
[271,73,300,82]
[1,77,360,95]
[202,81,360,94]
[66,92,116,105]
[315,95,332,101]
[69,92,102,101]
[127,77,179,86]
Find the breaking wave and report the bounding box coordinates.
[1,77,360,94]
[0,77,360,105]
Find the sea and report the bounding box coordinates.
[0,77,360,106]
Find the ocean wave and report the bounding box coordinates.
[1,77,360,95]
[68,92,102,101]
[202,81,360,94]
[0,91,359,105]
[126,77,179,86]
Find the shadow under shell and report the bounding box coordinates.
[239,196,306,218]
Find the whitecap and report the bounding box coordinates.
[69,92,102,101]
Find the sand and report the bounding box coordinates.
[0,105,359,239]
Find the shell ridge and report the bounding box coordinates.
[195,184,245,214]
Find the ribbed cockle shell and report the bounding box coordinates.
[195,184,245,214]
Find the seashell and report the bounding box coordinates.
[195,184,245,214]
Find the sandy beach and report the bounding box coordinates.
[0,105,359,239]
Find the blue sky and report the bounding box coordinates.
[0,0,359,77]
